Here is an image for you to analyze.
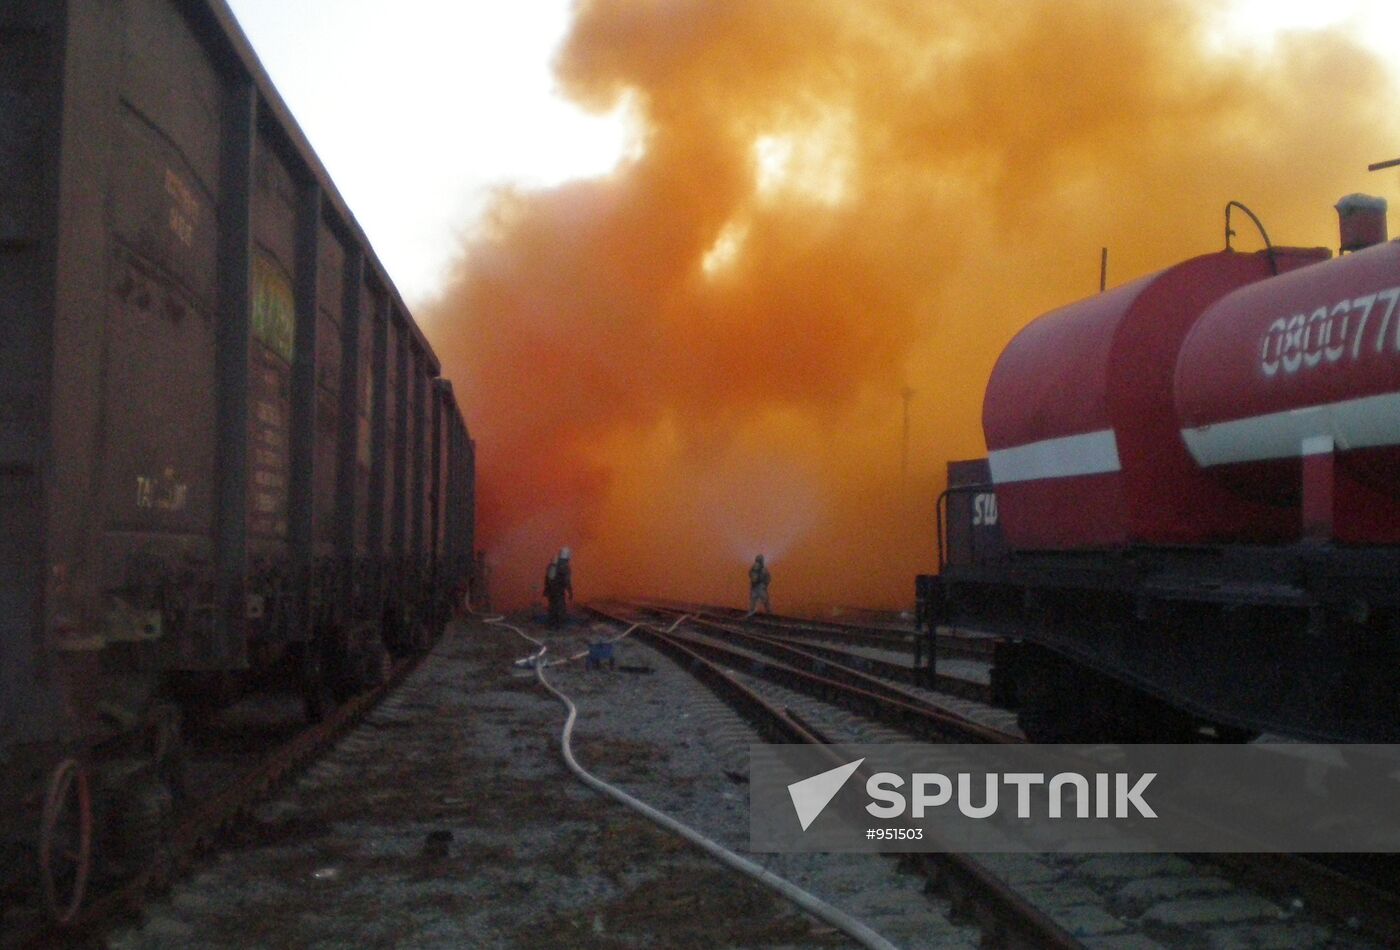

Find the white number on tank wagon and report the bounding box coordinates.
[1259,285,1400,377]
[973,492,999,527]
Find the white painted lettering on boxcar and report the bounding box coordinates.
[164,168,197,247]
[134,468,188,512]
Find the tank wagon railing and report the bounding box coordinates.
[934,482,997,573]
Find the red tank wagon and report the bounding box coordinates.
[1177,240,1400,544]
[919,198,1400,743]
[984,249,1325,550]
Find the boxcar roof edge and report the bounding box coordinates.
[194,0,442,376]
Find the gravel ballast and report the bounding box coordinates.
[104,617,971,948]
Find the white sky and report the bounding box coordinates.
[225,0,632,305]
[225,0,1399,307]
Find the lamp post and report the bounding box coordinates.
[901,386,915,480]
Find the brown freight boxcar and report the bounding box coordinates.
[0,0,476,922]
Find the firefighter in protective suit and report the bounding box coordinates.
[544,547,573,628]
[748,554,771,614]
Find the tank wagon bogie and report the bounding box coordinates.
[1,0,475,922]
[920,196,1400,744]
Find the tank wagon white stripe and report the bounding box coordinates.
[988,429,1122,484]
[1181,390,1400,467]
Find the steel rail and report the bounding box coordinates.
[604,603,1400,946]
[631,599,917,650]
[585,605,1082,950]
[623,605,1011,744]
[640,603,994,704]
[20,637,436,946]
[627,598,1001,664]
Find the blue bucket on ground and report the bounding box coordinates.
[586,641,615,670]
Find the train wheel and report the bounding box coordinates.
[106,775,174,879]
[381,601,406,657]
[298,648,336,724]
[410,617,431,654]
[351,636,389,694]
[39,758,93,926]
[330,623,386,698]
[149,703,189,804]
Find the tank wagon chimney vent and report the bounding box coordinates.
[1335,193,1388,253]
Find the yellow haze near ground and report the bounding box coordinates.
[425,0,1400,611]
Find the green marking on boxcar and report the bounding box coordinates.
[252,253,295,362]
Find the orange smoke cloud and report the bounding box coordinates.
[425,0,1400,610]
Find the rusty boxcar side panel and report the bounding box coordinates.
[410,347,427,565]
[248,134,298,549]
[403,344,419,564]
[433,381,448,584]
[420,356,434,566]
[96,0,234,676]
[383,315,402,559]
[313,219,345,554]
[4,0,466,769]
[1,1,66,748]
[357,279,381,560]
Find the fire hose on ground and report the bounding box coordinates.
[468,608,899,950]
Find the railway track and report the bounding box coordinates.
[5,644,433,949]
[586,604,1079,949]
[638,598,999,663]
[639,599,918,649]
[596,602,1400,948]
[634,601,997,698]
